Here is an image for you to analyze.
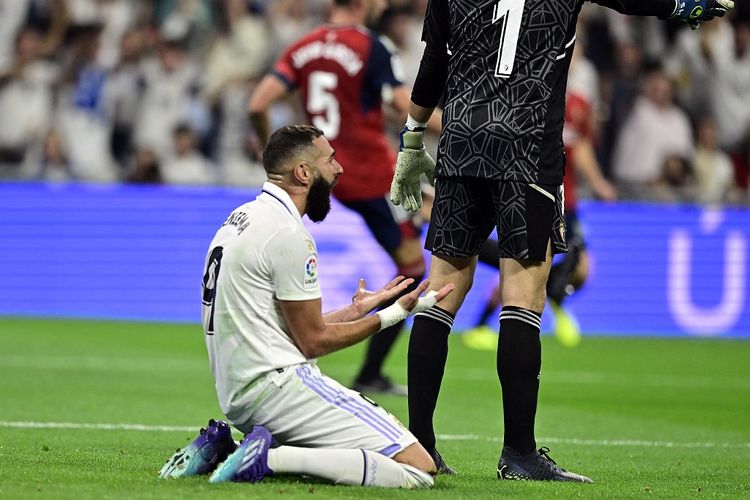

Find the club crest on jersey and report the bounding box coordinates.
[304,254,318,288]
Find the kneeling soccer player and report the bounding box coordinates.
[159,125,453,488]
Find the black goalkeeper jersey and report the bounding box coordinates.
[419,0,674,184]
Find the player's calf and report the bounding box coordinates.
[210,425,433,488]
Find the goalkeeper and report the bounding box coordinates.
[391,0,734,482]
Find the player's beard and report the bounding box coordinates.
[306,174,333,223]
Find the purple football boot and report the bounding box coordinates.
[209,425,274,484]
[159,419,237,479]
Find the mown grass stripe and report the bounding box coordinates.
[1,420,747,449]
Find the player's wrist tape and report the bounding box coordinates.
[406,115,428,131]
[376,291,439,331]
[377,303,410,331]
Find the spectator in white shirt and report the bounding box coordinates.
[612,65,694,191]
[707,19,750,151]
[0,27,57,177]
[134,39,204,163]
[109,28,148,168]
[161,123,215,185]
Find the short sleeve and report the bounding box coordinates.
[364,35,404,91]
[566,93,593,139]
[267,225,321,301]
[272,44,300,90]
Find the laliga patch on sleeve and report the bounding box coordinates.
[303,254,318,288]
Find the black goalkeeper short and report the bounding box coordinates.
[425,177,567,262]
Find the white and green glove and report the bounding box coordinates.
[391,121,434,213]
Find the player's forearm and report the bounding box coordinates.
[573,139,618,200]
[411,44,448,110]
[425,108,442,134]
[323,304,364,323]
[589,0,676,18]
[249,111,271,145]
[248,75,288,144]
[573,139,605,184]
[304,316,382,358]
[408,102,437,125]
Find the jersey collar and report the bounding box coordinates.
[260,182,302,223]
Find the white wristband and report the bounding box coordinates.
[406,114,428,131]
[376,302,410,331]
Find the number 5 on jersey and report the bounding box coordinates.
[493,0,526,78]
[308,71,340,139]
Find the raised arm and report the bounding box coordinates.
[248,41,301,144]
[589,0,676,17]
[248,75,289,145]
[590,0,735,29]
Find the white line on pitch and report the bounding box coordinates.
[0,421,197,432]
[0,421,747,450]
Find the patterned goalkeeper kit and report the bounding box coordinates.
[421,0,585,261]
[420,0,673,261]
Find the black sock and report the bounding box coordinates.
[407,306,454,450]
[355,275,423,384]
[497,306,542,456]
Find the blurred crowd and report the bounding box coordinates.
[0,0,749,205]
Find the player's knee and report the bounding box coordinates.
[392,443,437,475]
[502,282,546,312]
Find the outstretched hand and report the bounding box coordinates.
[670,0,735,30]
[352,276,414,316]
[375,279,455,331]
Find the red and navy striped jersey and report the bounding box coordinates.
[274,25,403,202]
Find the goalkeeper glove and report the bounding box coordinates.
[390,123,434,212]
[670,0,735,30]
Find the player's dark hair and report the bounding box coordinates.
[263,125,324,174]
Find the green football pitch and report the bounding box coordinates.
[1,317,748,499]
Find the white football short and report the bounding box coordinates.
[231,363,417,457]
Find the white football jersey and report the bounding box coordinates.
[202,182,321,423]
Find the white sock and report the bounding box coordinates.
[267,446,433,488]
